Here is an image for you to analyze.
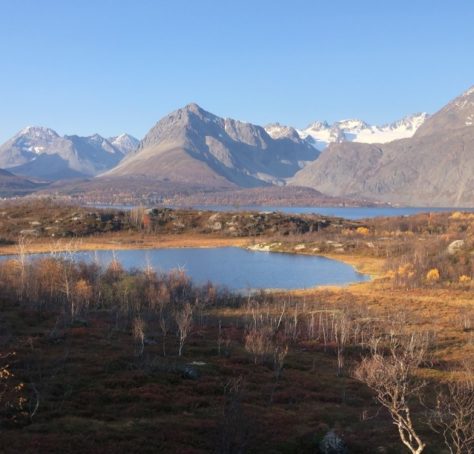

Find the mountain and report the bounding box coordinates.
[0,168,44,196]
[105,103,319,188]
[109,133,139,155]
[0,127,134,181]
[290,86,474,206]
[266,113,428,151]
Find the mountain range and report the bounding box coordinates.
[291,86,474,206]
[1,85,474,206]
[105,103,319,187]
[0,127,138,180]
[266,113,428,151]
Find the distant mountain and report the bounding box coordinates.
[266,113,428,151]
[0,127,135,180]
[290,86,474,206]
[109,133,139,155]
[0,168,44,196]
[105,103,319,188]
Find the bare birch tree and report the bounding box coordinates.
[175,303,193,356]
[353,333,429,454]
[429,363,474,454]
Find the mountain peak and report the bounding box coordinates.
[182,102,206,115]
[18,126,59,139]
[109,133,139,155]
[297,113,428,150]
[306,121,330,130]
[0,126,131,180]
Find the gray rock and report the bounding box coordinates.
[319,430,348,454]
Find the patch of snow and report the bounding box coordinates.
[296,113,428,150]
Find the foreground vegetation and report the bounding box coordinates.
[0,201,473,453]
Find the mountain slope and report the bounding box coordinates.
[105,103,319,188]
[0,127,134,180]
[290,86,474,206]
[0,168,44,196]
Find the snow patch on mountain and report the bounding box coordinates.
[109,133,139,155]
[265,113,429,150]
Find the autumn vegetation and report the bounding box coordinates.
[0,201,472,453]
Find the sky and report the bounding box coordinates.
[0,0,473,142]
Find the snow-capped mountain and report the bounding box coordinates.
[265,113,428,151]
[290,85,474,206]
[109,133,140,155]
[0,127,135,180]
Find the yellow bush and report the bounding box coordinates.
[450,211,464,219]
[426,268,440,282]
[356,227,370,235]
[459,275,471,283]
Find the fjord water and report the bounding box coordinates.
[15,247,369,291]
[89,204,472,220]
[192,206,474,220]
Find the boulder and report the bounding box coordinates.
[447,239,465,255]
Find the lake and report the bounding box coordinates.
[9,247,369,291]
[89,204,472,220]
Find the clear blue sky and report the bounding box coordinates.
[0,0,473,142]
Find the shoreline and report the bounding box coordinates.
[0,233,385,292]
[0,234,251,256]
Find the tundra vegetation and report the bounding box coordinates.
[0,201,472,453]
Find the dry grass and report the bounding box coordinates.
[0,233,251,256]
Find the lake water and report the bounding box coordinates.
[192,205,474,220]
[89,204,472,220]
[9,247,369,291]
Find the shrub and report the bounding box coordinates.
[426,268,440,283]
[356,226,370,236]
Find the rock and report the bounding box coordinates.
[19,229,39,236]
[248,244,271,252]
[294,244,306,251]
[211,221,222,231]
[70,319,88,328]
[181,364,200,380]
[319,430,348,454]
[447,240,465,255]
[326,241,344,248]
[189,361,206,366]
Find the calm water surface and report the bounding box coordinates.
[10,247,369,291]
[89,204,472,220]
[192,206,474,220]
